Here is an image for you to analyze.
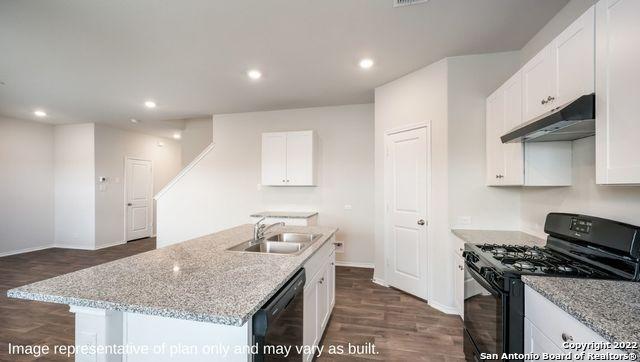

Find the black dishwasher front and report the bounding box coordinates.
[253,268,305,362]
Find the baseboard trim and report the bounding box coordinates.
[335,261,375,269]
[429,300,459,315]
[0,244,54,257]
[51,244,93,250]
[371,277,389,287]
[94,240,126,250]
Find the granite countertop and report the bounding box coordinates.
[522,276,640,353]
[452,229,545,247]
[7,224,337,327]
[250,211,318,219]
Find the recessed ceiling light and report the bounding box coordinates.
[173,132,181,140]
[34,110,47,117]
[130,118,139,124]
[144,101,156,108]
[359,58,374,69]
[247,69,262,80]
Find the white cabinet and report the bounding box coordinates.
[522,6,595,122]
[486,72,524,186]
[525,286,625,359]
[596,0,640,185]
[523,44,557,121]
[486,73,571,187]
[453,251,465,317]
[302,240,335,362]
[261,130,316,186]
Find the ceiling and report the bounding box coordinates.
[0,0,569,137]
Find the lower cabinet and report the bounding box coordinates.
[525,286,625,359]
[302,240,336,361]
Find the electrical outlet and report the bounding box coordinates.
[457,216,472,226]
[344,204,353,210]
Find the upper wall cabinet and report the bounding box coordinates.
[486,71,572,187]
[522,6,595,122]
[596,0,640,185]
[486,72,524,186]
[262,130,316,186]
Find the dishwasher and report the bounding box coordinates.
[253,268,305,361]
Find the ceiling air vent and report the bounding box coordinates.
[394,0,429,7]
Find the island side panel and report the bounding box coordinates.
[70,306,124,362]
[122,312,252,362]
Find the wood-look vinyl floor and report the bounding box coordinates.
[1,241,464,361]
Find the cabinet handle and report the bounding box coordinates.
[282,179,286,183]
[319,277,324,284]
[541,99,548,105]
[458,265,464,270]
[547,96,555,102]
[561,332,573,342]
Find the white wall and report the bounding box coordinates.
[374,59,449,306]
[94,124,182,247]
[54,123,96,249]
[156,104,375,265]
[181,118,213,167]
[447,52,522,230]
[0,117,55,256]
[521,137,640,236]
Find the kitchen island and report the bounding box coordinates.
[7,224,338,362]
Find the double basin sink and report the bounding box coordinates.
[227,232,322,255]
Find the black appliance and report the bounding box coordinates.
[463,213,640,362]
[253,269,305,361]
[500,93,595,143]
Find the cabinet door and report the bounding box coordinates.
[328,252,335,310]
[596,0,640,184]
[522,45,556,121]
[524,318,563,355]
[453,253,464,317]
[285,131,315,186]
[502,72,525,185]
[554,5,595,105]
[303,280,318,357]
[261,133,287,185]
[485,90,505,186]
[316,265,330,334]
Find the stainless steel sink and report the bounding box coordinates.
[227,232,322,255]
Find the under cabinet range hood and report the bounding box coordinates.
[501,93,595,143]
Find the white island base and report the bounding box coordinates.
[71,306,252,362]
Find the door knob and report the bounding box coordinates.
[417,219,426,226]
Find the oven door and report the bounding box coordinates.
[464,266,505,361]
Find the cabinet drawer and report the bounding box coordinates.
[525,286,624,356]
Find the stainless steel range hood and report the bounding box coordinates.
[501,93,595,143]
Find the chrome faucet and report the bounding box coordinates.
[253,217,285,240]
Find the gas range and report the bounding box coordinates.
[463,213,640,362]
[471,243,620,279]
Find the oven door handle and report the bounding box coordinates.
[465,263,502,296]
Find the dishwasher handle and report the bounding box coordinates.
[253,268,305,338]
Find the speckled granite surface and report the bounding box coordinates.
[250,211,318,219]
[523,276,640,352]
[7,224,337,326]
[452,229,545,247]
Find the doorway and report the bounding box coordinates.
[384,124,430,299]
[124,157,153,241]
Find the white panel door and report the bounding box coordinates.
[502,72,525,185]
[522,45,556,121]
[485,89,505,185]
[554,5,595,105]
[261,132,287,185]
[285,131,314,185]
[385,126,429,299]
[596,0,640,184]
[125,158,153,241]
